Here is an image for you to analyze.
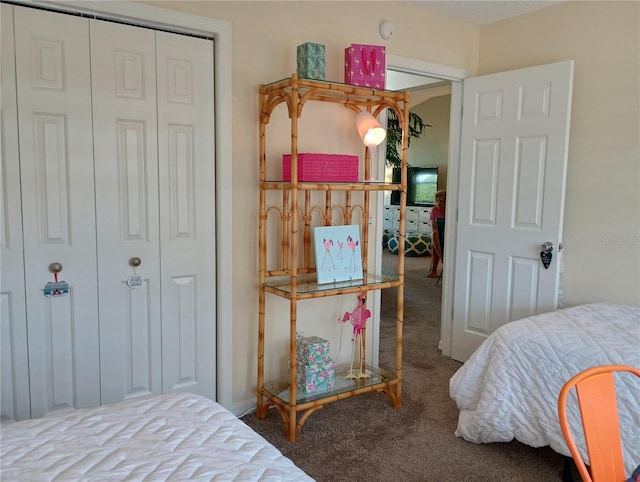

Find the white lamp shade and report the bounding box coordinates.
[355,111,386,147]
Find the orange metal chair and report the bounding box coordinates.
[558,364,640,482]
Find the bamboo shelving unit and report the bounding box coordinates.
[256,74,410,442]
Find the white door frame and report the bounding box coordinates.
[385,55,472,357]
[16,0,234,410]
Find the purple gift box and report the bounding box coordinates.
[344,43,386,89]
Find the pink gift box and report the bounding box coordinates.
[283,153,359,182]
[344,44,386,89]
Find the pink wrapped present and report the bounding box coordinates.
[344,44,386,89]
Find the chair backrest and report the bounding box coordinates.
[558,364,640,482]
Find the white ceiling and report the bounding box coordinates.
[405,0,565,25]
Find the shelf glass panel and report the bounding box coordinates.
[263,272,399,296]
[260,76,407,110]
[263,363,396,404]
[262,76,404,94]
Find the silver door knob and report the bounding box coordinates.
[539,241,553,253]
[129,257,142,267]
[48,262,63,273]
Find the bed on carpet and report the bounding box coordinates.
[449,302,640,478]
[0,391,314,481]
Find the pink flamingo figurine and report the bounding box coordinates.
[341,292,371,379]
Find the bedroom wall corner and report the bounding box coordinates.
[478,1,640,308]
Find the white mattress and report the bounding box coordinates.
[0,392,314,481]
[449,303,640,477]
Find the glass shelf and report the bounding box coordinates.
[260,76,408,109]
[263,363,396,405]
[262,75,405,94]
[263,272,399,298]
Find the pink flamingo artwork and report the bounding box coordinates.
[321,238,335,271]
[346,235,359,273]
[341,292,371,379]
[337,240,344,260]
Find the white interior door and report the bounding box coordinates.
[14,5,101,416]
[451,61,574,361]
[156,31,216,399]
[91,19,163,404]
[1,4,31,421]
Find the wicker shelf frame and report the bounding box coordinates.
[256,74,410,442]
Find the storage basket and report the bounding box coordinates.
[283,153,359,182]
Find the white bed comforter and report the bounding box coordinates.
[450,303,640,476]
[1,392,314,481]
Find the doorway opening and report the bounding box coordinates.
[382,58,573,363]
[375,55,470,359]
[383,67,452,349]
[383,70,452,352]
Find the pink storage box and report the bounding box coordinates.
[344,44,386,89]
[283,153,359,182]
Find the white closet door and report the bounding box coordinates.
[13,6,100,417]
[91,20,162,404]
[156,31,216,399]
[1,4,31,421]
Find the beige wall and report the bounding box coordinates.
[151,1,479,408]
[478,1,640,307]
[150,1,639,410]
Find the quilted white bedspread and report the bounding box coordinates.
[449,303,640,477]
[0,392,314,481]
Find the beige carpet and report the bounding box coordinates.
[242,252,567,481]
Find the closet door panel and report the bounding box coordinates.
[13,6,100,417]
[90,19,162,404]
[1,4,31,421]
[156,32,216,398]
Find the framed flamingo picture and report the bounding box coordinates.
[313,224,363,284]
